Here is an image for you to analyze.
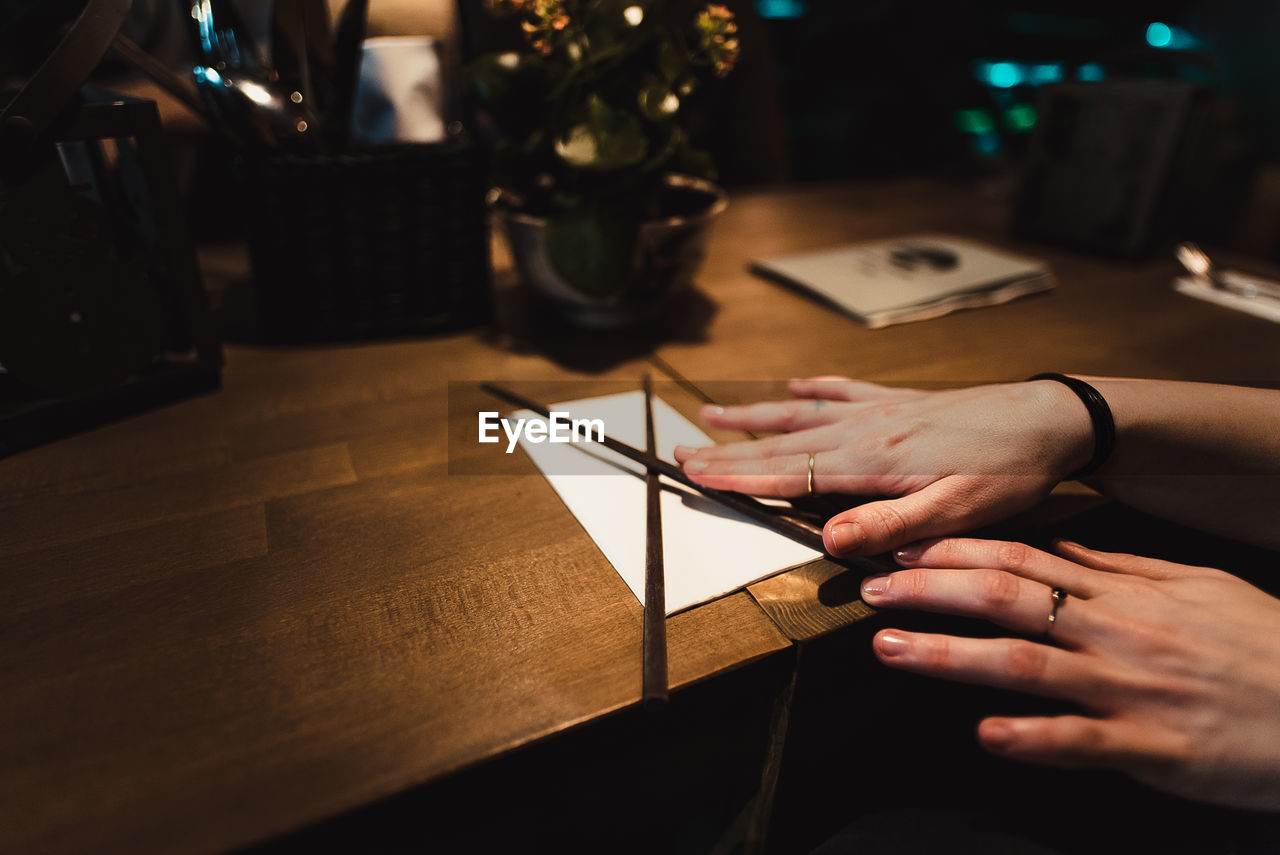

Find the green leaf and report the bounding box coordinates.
[544,205,638,297]
[554,95,648,171]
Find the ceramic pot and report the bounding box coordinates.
[491,174,727,328]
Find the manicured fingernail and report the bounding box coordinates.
[894,544,923,563]
[861,575,890,599]
[826,522,863,555]
[683,458,708,473]
[982,720,1015,750]
[876,631,910,658]
[702,405,725,418]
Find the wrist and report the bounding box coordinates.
[1026,377,1099,480]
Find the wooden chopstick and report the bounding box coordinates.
[641,374,668,709]
[479,383,826,552]
[646,354,759,440]
[645,358,856,524]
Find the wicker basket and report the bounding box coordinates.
[240,139,490,342]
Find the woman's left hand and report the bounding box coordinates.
[863,537,1280,811]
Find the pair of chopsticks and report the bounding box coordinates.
[479,384,826,552]
[480,381,830,709]
[481,380,676,707]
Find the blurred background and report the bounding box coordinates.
[6,0,1280,257]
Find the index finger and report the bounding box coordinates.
[894,537,1107,597]
[787,377,918,402]
[700,399,854,433]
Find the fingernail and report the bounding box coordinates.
[981,719,1016,751]
[861,575,890,599]
[876,631,910,658]
[702,405,725,418]
[674,444,699,458]
[683,459,708,473]
[826,522,863,555]
[894,543,923,563]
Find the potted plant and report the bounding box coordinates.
[471,0,739,327]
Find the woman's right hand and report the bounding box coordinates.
[862,537,1280,811]
[674,377,1096,558]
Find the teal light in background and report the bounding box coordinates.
[1146,22,1199,49]
[976,61,1024,88]
[973,132,1001,156]
[756,0,806,19]
[975,60,1077,90]
[193,66,224,86]
[956,105,1004,156]
[1077,62,1106,82]
[954,108,996,135]
[1028,63,1063,85]
[1003,103,1037,132]
[1146,22,1173,47]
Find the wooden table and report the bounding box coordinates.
[4,178,1278,854]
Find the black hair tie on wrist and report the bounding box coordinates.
[1027,373,1116,479]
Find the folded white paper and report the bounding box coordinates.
[513,391,822,614]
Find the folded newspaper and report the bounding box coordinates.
[751,233,1053,328]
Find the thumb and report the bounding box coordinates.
[822,476,1001,556]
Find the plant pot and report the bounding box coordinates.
[490,174,728,329]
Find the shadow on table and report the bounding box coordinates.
[210,258,720,375]
[484,277,721,375]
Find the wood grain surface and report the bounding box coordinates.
[4,178,1279,854]
[0,333,789,853]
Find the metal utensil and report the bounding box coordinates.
[192,64,318,149]
[186,0,318,150]
[1176,241,1280,301]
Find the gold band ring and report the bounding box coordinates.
[806,453,816,496]
[1045,586,1066,638]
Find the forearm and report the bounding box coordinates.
[1078,379,1280,549]
[680,375,1279,556]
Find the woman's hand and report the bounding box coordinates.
[674,377,1094,557]
[862,537,1280,811]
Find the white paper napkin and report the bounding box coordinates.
[513,390,822,614]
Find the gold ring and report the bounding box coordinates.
[806,453,816,495]
[1045,586,1066,637]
